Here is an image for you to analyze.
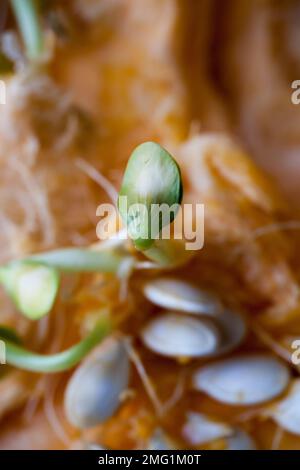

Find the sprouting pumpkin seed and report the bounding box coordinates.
[0,261,59,320]
[118,142,182,251]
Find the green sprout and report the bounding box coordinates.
[0,261,59,320]
[0,251,116,371]
[0,316,111,373]
[0,248,132,320]
[27,247,128,273]
[0,142,186,374]
[118,141,183,265]
[10,0,44,62]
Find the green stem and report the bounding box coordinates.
[0,317,111,373]
[143,238,189,267]
[143,242,176,266]
[10,0,44,62]
[26,248,129,273]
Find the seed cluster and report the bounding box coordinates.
[63,276,298,449]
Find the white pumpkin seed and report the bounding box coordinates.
[182,412,233,446]
[64,337,130,429]
[143,277,222,315]
[226,428,256,450]
[193,354,290,405]
[267,379,300,435]
[141,312,221,359]
[212,309,246,356]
